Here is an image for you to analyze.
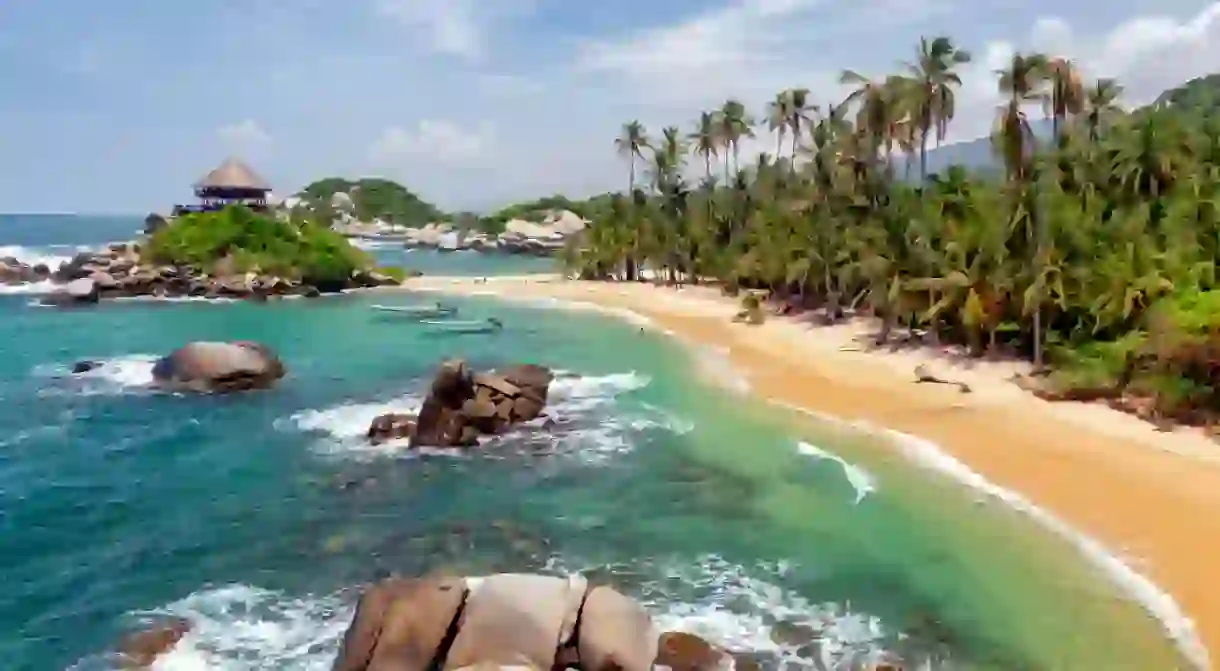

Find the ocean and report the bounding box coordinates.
[0,214,1195,670]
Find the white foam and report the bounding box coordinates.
[33,354,158,396]
[775,401,1210,670]
[549,554,889,669]
[0,279,58,295]
[695,344,751,395]
[796,441,877,505]
[281,394,424,457]
[0,243,79,269]
[139,584,350,670]
[548,370,650,413]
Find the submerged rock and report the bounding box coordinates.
[71,360,101,374]
[115,616,190,667]
[151,341,285,393]
[41,277,100,306]
[367,413,416,445]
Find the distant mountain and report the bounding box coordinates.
[1143,73,1220,114]
[896,119,1055,180]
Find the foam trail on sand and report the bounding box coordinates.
[797,441,876,504]
[775,400,1210,670]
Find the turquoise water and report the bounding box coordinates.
[0,216,1190,670]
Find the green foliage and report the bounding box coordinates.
[145,205,373,285]
[557,50,1220,428]
[298,177,443,226]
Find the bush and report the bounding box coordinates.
[145,205,373,285]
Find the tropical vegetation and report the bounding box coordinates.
[145,205,392,286]
[296,177,442,226]
[561,39,1220,428]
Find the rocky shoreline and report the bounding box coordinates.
[334,209,587,257]
[1,241,405,306]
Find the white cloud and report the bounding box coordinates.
[368,119,493,163]
[374,0,536,59]
[216,119,272,156]
[571,1,1220,149]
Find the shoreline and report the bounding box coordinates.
[403,273,1217,670]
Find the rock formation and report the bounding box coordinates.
[331,574,656,671]
[386,210,587,257]
[18,241,401,304]
[365,360,554,448]
[114,617,191,667]
[151,341,286,393]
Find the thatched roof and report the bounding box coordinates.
[193,157,271,191]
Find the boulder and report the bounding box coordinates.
[408,360,554,448]
[72,360,101,374]
[42,277,100,306]
[143,212,169,235]
[332,575,657,671]
[116,617,191,667]
[367,413,417,445]
[655,631,727,671]
[151,341,285,393]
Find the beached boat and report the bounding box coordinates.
[420,317,503,334]
[369,303,457,318]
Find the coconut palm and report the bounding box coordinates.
[689,111,720,186]
[1083,78,1124,142]
[900,36,972,181]
[717,99,755,180]
[614,121,650,194]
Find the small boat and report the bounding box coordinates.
[420,317,504,334]
[370,302,457,318]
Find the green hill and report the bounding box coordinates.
[296,178,443,226]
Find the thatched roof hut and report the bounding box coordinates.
[193,157,271,192]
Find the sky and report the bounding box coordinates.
[0,0,1218,214]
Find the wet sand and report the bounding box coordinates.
[399,274,1220,669]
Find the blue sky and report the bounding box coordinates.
[0,0,1217,214]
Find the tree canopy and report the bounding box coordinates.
[560,42,1220,430]
[296,177,443,226]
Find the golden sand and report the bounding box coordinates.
[402,274,1220,669]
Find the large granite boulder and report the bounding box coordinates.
[41,277,100,306]
[151,341,285,393]
[144,212,169,235]
[399,359,554,448]
[331,574,656,671]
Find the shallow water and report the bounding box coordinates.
[0,215,1192,670]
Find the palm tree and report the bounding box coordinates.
[766,92,791,160]
[1046,57,1085,142]
[614,121,650,195]
[689,111,719,186]
[718,99,755,180]
[995,51,1050,367]
[1083,78,1124,142]
[840,71,902,173]
[900,36,972,182]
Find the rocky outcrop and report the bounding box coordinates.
[151,341,286,393]
[143,212,169,235]
[331,574,656,671]
[115,617,191,667]
[42,277,100,306]
[22,241,401,304]
[385,210,588,257]
[0,256,52,285]
[363,359,554,449]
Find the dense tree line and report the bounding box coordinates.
[562,38,1220,428]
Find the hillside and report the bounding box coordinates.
[1145,73,1220,113]
[296,178,443,226]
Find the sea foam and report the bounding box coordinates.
[796,441,877,504]
[33,354,159,396]
[776,401,1210,671]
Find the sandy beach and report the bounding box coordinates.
[403,272,1220,669]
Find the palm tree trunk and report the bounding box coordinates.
[919,128,929,183]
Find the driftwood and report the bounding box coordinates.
[914,364,972,393]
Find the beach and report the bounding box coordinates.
[408,272,1220,669]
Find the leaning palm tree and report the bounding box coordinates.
[840,71,902,172]
[900,36,972,182]
[786,88,815,167]
[614,121,650,195]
